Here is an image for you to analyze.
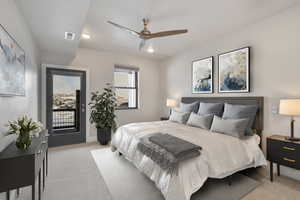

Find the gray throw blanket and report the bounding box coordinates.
[137,133,201,174]
[149,133,202,158]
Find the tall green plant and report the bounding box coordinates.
[89,85,117,131]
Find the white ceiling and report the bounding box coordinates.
[16,0,91,62]
[17,0,300,61]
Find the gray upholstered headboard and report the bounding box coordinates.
[181,96,264,138]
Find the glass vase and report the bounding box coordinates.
[16,132,32,151]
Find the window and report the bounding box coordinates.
[114,66,139,109]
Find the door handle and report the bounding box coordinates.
[81,104,86,112]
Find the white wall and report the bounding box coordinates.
[160,5,300,180]
[71,48,161,139]
[0,0,40,133]
[0,0,40,199]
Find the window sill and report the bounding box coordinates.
[116,107,138,111]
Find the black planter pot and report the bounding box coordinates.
[97,128,111,145]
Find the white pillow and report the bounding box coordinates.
[169,110,190,124]
[186,113,214,130]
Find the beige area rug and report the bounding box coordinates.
[91,148,260,200]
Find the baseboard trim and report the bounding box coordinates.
[86,136,97,143]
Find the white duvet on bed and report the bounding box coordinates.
[111,121,267,200]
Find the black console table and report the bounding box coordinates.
[0,130,48,200]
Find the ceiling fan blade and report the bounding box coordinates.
[107,21,140,37]
[146,29,188,39]
[139,39,146,51]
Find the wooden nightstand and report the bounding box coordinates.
[267,135,300,182]
[160,117,169,121]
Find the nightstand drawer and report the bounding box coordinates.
[267,138,300,169]
[277,156,299,169]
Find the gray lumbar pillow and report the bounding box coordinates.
[198,102,224,117]
[222,103,258,136]
[186,113,214,130]
[179,101,199,113]
[210,116,249,138]
[169,109,190,124]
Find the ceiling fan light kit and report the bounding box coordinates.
[107,18,188,51]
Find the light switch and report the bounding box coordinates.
[271,105,278,114]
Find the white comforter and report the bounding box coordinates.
[111,121,267,200]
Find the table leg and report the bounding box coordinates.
[32,183,35,200]
[270,161,273,182]
[43,158,45,190]
[6,190,9,200]
[39,169,41,200]
[277,164,280,176]
[228,176,232,186]
[46,149,48,176]
[17,188,20,197]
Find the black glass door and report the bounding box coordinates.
[46,68,86,147]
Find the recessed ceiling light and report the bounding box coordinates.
[64,32,76,40]
[81,33,91,39]
[147,47,154,53]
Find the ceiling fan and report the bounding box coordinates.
[107,18,188,50]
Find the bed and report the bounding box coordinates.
[111,97,267,200]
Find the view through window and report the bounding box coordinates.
[114,66,138,109]
[53,75,80,130]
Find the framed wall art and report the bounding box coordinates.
[0,24,25,96]
[218,47,250,93]
[192,56,213,94]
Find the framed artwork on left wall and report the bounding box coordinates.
[0,24,26,96]
[192,56,213,94]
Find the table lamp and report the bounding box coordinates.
[279,99,300,141]
[166,99,177,115]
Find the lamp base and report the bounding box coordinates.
[285,136,300,142]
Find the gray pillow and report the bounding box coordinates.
[179,102,199,113]
[222,103,258,136]
[210,116,249,138]
[169,110,190,124]
[186,113,214,130]
[198,102,224,117]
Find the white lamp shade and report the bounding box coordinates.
[279,99,300,116]
[166,99,177,108]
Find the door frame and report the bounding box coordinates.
[41,64,92,143]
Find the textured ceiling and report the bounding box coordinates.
[17,0,300,62]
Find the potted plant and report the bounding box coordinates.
[6,115,43,151]
[89,85,117,145]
